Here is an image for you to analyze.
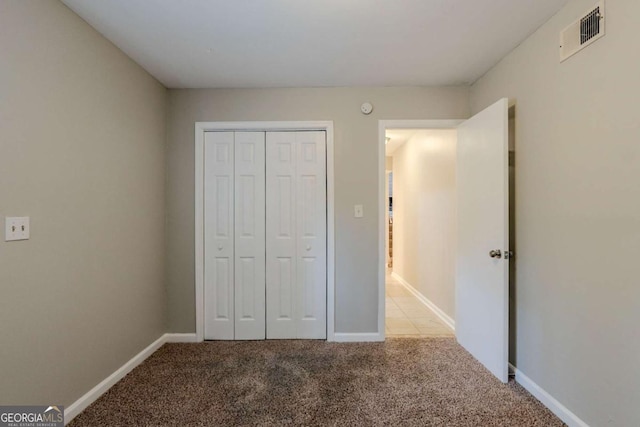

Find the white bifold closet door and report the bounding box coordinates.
[204,131,266,340]
[266,131,327,339]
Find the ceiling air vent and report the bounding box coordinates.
[560,1,605,62]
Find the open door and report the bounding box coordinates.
[456,98,509,382]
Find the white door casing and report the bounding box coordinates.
[204,131,235,340]
[456,98,509,382]
[266,131,327,339]
[234,132,266,340]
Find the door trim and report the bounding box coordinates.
[195,121,335,342]
[377,120,464,340]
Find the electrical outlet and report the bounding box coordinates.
[5,217,30,241]
[354,205,364,218]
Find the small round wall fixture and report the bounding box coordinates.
[360,102,373,115]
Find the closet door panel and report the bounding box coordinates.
[266,131,327,339]
[296,131,327,339]
[266,132,298,338]
[204,132,234,340]
[234,132,266,340]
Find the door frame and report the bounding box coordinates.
[377,120,463,339]
[195,121,335,342]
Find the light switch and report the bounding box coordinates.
[354,204,364,218]
[5,217,30,241]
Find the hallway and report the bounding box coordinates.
[385,273,454,337]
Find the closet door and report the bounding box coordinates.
[204,132,235,340]
[296,131,327,338]
[234,132,266,340]
[266,131,327,339]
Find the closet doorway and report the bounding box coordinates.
[195,122,335,342]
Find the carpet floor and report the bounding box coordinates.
[69,338,564,426]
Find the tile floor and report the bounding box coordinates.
[386,273,454,337]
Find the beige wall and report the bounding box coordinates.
[471,0,640,424]
[166,87,469,333]
[391,130,456,318]
[0,1,166,407]
[385,156,393,171]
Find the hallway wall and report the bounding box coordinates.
[391,130,457,318]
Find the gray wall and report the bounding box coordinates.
[0,1,167,407]
[166,87,469,333]
[392,130,457,318]
[471,0,640,425]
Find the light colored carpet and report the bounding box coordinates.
[69,338,564,426]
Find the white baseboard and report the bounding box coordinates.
[510,364,590,427]
[332,332,384,342]
[63,329,589,427]
[390,272,455,332]
[165,333,198,343]
[64,329,384,424]
[64,334,168,424]
[64,332,198,424]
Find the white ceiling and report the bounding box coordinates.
[61,0,567,89]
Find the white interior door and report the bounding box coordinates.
[266,131,327,339]
[234,132,266,340]
[204,132,235,340]
[456,98,509,382]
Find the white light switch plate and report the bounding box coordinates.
[354,204,364,218]
[5,217,30,241]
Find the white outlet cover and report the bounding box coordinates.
[5,217,30,241]
[354,204,364,218]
